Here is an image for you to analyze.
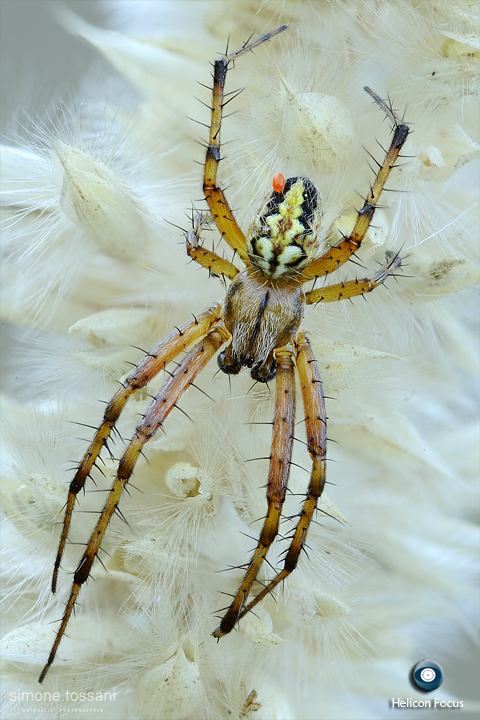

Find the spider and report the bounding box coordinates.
[39,25,409,683]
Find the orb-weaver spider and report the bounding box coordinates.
[39,25,409,683]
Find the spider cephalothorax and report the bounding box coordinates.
[219,264,305,382]
[40,26,409,682]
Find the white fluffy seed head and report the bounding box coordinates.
[1,2,478,717]
[136,640,204,720]
[57,145,150,259]
[282,92,356,172]
[165,462,213,499]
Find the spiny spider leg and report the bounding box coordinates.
[230,331,327,626]
[40,323,230,683]
[203,26,287,262]
[213,346,295,637]
[301,89,409,281]
[306,251,402,304]
[51,304,222,594]
[186,212,240,279]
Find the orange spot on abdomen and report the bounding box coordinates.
[272,173,285,193]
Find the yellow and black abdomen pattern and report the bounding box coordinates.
[248,176,322,279]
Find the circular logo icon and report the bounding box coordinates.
[420,668,436,682]
[412,660,444,692]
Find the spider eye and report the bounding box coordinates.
[272,173,285,193]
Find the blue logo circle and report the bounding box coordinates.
[412,660,444,692]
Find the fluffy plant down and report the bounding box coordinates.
[1,1,479,719]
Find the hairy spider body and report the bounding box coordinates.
[220,266,305,382]
[220,174,321,381]
[40,26,409,682]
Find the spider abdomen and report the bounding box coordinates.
[219,267,305,382]
[248,176,322,279]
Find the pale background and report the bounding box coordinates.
[1,0,478,712]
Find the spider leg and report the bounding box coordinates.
[213,346,295,638]
[203,27,287,263]
[40,323,230,683]
[52,304,222,594]
[231,332,326,625]
[301,90,409,281]
[186,212,240,279]
[306,250,402,304]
